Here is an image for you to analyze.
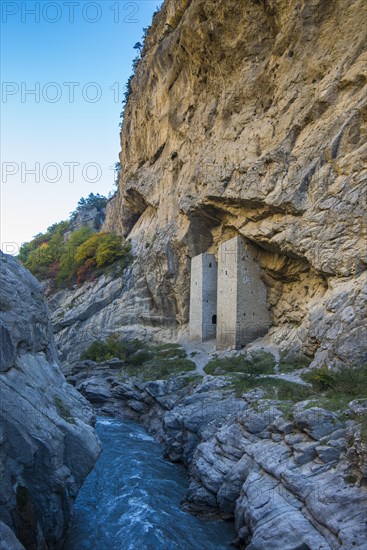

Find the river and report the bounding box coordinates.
[63,417,235,549]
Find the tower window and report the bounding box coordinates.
[209,262,212,267]
[212,315,217,325]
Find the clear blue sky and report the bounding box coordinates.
[1,0,161,251]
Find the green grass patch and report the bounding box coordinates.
[81,336,145,363]
[278,353,311,373]
[295,365,367,414]
[204,356,246,375]
[228,364,367,414]
[249,351,276,373]
[82,337,196,381]
[302,365,367,399]
[229,374,314,401]
[150,343,187,359]
[302,395,353,412]
[275,401,295,420]
[122,357,196,381]
[204,351,275,376]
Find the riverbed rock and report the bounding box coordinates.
[65,357,367,548]
[0,253,101,548]
[293,405,343,440]
[77,377,113,403]
[184,401,367,549]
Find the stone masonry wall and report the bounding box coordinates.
[189,253,217,341]
[217,237,271,349]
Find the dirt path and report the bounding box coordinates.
[181,339,216,375]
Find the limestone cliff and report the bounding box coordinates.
[51,0,366,366]
[0,253,100,549]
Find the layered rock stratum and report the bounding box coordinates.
[0,253,100,549]
[50,0,366,367]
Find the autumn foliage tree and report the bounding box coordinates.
[18,197,133,289]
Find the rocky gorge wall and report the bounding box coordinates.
[49,0,366,367]
[64,359,367,549]
[0,253,101,549]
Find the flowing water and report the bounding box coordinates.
[63,417,235,550]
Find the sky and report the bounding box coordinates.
[1,0,161,253]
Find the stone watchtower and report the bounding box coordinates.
[189,253,218,341]
[216,236,271,350]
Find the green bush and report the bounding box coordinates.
[97,234,132,269]
[19,221,70,266]
[301,366,336,391]
[128,349,154,365]
[69,193,107,221]
[274,379,314,401]
[302,365,367,398]
[81,335,129,362]
[20,221,71,280]
[81,341,113,362]
[19,224,132,288]
[75,232,127,268]
[56,227,94,285]
[247,352,275,375]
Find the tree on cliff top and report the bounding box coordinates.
[70,193,108,220]
[18,194,132,290]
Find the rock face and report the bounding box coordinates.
[49,0,366,366]
[67,205,106,234]
[0,253,101,549]
[0,522,25,550]
[47,270,178,362]
[65,360,367,549]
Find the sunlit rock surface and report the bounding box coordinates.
[49,0,366,366]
